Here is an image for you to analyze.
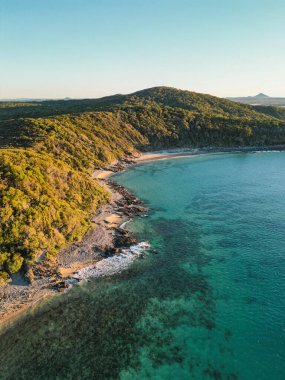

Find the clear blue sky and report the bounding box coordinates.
[1,0,284,99]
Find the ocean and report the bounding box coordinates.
[0,152,284,380]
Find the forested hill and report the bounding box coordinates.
[2,86,285,148]
[1,87,285,281]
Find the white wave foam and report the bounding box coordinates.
[119,219,132,229]
[255,150,282,153]
[74,241,151,280]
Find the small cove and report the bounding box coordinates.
[0,152,284,380]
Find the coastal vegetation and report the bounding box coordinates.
[1,86,285,281]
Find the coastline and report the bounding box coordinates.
[1,145,285,330]
[136,145,285,162]
[0,162,148,330]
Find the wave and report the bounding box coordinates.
[74,241,151,280]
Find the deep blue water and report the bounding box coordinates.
[0,152,284,380]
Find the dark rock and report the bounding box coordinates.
[25,268,35,284]
[55,280,68,290]
[115,228,127,235]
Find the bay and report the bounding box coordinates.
[0,152,284,380]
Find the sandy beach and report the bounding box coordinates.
[1,146,285,330]
[0,165,144,330]
[136,146,285,162]
[135,151,197,162]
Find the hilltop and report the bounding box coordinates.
[1,86,285,282]
[253,93,270,99]
[227,93,285,107]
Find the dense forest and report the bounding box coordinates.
[1,86,285,281]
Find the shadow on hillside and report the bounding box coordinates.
[9,272,29,287]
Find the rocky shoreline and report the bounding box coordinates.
[57,179,150,284]
[1,145,285,329]
[0,154,150,329]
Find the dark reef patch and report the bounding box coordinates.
[0,218,234,380]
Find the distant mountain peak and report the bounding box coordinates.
[254,93,269,99]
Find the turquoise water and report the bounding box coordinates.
[0,152,285,380]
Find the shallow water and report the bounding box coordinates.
[0,152,285,380]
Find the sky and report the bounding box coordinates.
[1,0,285,99]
